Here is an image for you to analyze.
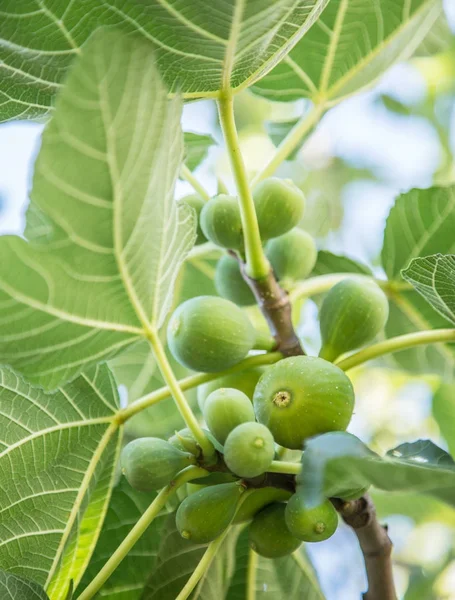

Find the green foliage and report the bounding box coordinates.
[197,367,264,409]
[179,194,207,245]
[319,278,389,361]
[224,422,275,478]
[285,495,338,542]
[253,356,355,449]
[214,254,256,306]
[176,482,245,543]
[0,571,50,600]
[183,132,216,172]
[200,194,244,249]
[267,229,318,281]
[203,388,255,444]
[167,296,256,371]
[433,382,455,456]
[253,178,305,241]
[311,251,373,277]
[248,503,301,558]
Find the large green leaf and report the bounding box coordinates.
[433,383,455,457]
[402,254,455,325]
[253,0,444,102]
[78,480,166,600]
[381,187,455,376]
[299,433,455,508]
[0,571,50,600]
[0,365,121,599]
[226,530,324,600]
[311,251,372,276]
[0,0,330,122]
[0,29,195,390]
[183,133,217,172]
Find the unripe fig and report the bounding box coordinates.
[224,422,275,478]
[180,194,207,245]
[200,194,243,249]
[167,296,256,372]
[168,427,199,456]
[319,278,389,362]
[214,255,255,306]
[253,356,354,449]
[203,388,255,444]
[266,229,317,281]
[253,178,305,241]
[197,367,264,410]
[285,494,338,542]
[249,503,301,558]
[233,486,292,524]
[121,438,195,492]
[176,482,245,543]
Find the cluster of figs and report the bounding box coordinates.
[121,178,390,557]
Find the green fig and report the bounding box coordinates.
[197,367,264,410]
[214,254,255,306]
[253,356,355,449]
[176,482,245,543]
[249,503,301,558]
[224,422,275,478]
[285,494,338,542]
[121,438,195,492]
[253,178,305,241]
[179,194,207,245]
[167,296,256,372]
[200,194,243,249]
[319,278,389,362]
[168,427,200,456]
[266,229,317,282]
[203,387,255,444]
[233,486,292,524]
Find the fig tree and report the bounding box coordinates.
[253,356,355,449]
[233,486,292,524]
[203,387,255,444]
[266,229,317,281]
[285,494,338,542]
[214,254,255,306]
[176,482,245,543]
[200,194,243,249]
[197,366,264,410]
[167,296,256,372]
[253,178,305,240]
[249,503,301,558]
[121,438,195,493]
[319,278,389,362]
[179,194,207,245]
[224,422,275,478]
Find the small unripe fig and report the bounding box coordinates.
[266,229,317,281]
[200,194,243,249]
[224,422,275,478]
[253,178,305,241]
[319,278,389,362]
[214,255,255,306]
[197,367,264,410]
[121,438,195,492]
[203,388,255,444]
[253,356,354,449]
[249,503,301,558]
[179,194,207,245]
[285,494,338,542]
[168,427,199,456]
[233,486,292,524]
[176,482,245,543]
[167,296,256,372]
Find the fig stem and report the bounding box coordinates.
[251,103,325,186]
[118,351,282,423]
[180,163,211,201]
[336,328,455,372]
[246,549,258,600]
[267,460,301,475]
[76,466,209,600]
[217,92,270,279]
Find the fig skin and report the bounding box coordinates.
[266,229,317,282]
[224,422,275,478]
[319,277,389,362]
[180,193,207,245]
[249,503,301,558]
[233,486,292,524]
[214,254,255,306]
[197,367,264,410]
[285,494,338,542]
[200,194,243,249]
[253,356,355,449]
[203,387,255,444]
[167,296,256,372]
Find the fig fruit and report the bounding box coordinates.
[176,482,245,543]
[233,486,292,524]
[266,229,317,281]
[180,194,207,245]
[214,255,255,306]
[253,178,305,241]
[121,438,195,492]
[253,356,355,449]
[319,278,389,362]
[167,296,256,372]
[200,194,243,249]
[224,422,275,478]
[197,366,264,410]
[168,427,199,456]
[249,503,301,558]
[285,494,338,542]
[203,387,255,444]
